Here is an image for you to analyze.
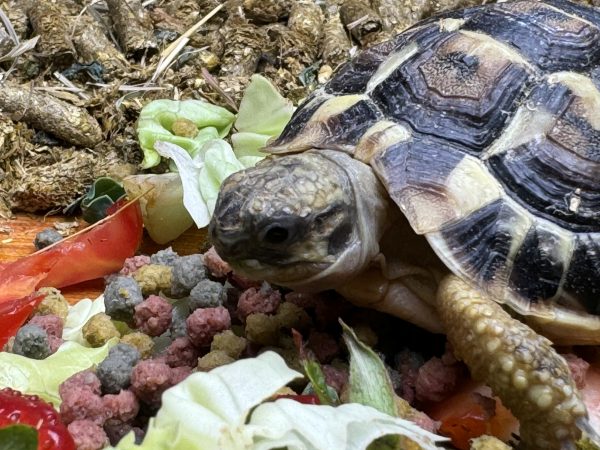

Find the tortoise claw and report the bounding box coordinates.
[437,275,590,449]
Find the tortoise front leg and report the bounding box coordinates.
[437,275,592,449]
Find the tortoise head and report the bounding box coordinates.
[209,150,390,291]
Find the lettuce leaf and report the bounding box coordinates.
[231,74,295,167]
[62,295,106,345]
[111,351,300,450]
[110,351,447,450]
[341,320,397,417]
[137,99,235,169]
[154,140,244,228]
[234,74,295,136]
[0,338,117,407]
[250,400,444,450]
[198,139,245,214]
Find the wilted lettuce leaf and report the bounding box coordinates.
[0,338,117,407]
[109,352,447,450]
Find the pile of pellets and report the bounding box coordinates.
[2,247,352,448]
[3,244,468,449]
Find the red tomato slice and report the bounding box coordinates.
[0,199,143,346]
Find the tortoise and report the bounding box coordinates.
[208,0,600,447]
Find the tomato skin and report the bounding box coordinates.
[0,388,75,450]
[0,293,44,350]
[0,199,143,347]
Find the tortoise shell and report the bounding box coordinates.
[267,0,600,325]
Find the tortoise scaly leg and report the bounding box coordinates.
[437,275,589,450]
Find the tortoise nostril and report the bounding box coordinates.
[262,225,289,244]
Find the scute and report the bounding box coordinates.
[564,234,600,315]
[509,222,572,304]
[265,0,600,324]
[462,1,600,72]
[370,30,533,151]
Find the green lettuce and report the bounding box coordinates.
[0,338,117,407]
[137,99,235,169]
[342,321,397,417]
[110,351,447,450]
[231,74,295,167]
[133,76,295,233]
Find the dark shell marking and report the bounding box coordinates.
[267,1,600,318]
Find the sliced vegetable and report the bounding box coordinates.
[426,381,518,450]
[0,199,143,346]
[0,294,44,354]
[137,99,235,169]
[0,339,117,407]
[0,388,75,450]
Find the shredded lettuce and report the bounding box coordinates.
[62,295,106,345]
[0,338,117,407]
[109,351,447,450]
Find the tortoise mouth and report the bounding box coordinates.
[231,258,332,287]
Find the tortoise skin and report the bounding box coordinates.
[268,0,600,320]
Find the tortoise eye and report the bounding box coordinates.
[262,225,290,244]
